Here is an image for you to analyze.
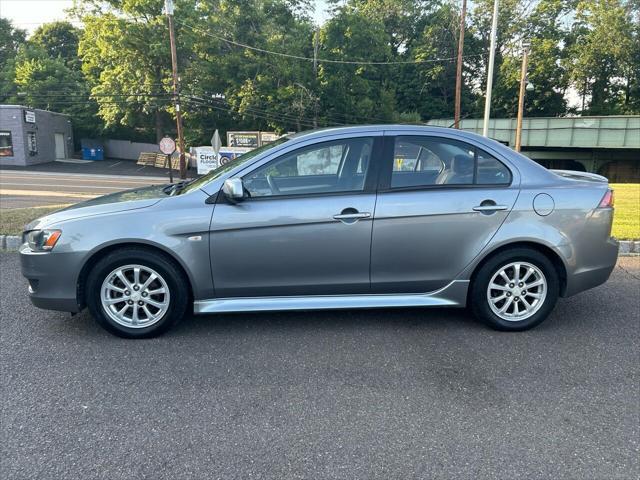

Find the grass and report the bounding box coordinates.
[0,205,70,236]
[0,184,638,239]
[611,183,640,240]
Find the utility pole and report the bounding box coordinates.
[165,0,187,179]
[482,0,499,137]
[454,0,467,129]
[515,41,530,152]
[312,28,320,129]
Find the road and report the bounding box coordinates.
[1,253,638,480]
[0,170,167,208]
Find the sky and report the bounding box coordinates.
[0,0,331,33]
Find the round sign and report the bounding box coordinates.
[159,137,176,155]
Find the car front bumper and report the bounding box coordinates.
[20,243,85,313]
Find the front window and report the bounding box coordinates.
[181,136,289,193]
[243,137,374,197]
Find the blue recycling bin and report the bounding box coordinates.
[82,146,104,160]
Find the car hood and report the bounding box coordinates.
[26,184,167,230]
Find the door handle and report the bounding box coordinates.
[333,208,371,224]
[473,204,509,212]
[333,212,371,220]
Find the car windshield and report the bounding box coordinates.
[180,137,289,194]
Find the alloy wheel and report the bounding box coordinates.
[486,261,547,321]
[100,264,170,328]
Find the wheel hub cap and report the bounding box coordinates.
[100,264,170,329]
[487,261,547,322]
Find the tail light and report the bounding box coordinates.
[598,189,614,208]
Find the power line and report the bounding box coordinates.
[175,19,485,66]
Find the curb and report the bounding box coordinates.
[1,234,639,255]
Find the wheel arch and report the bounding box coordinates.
[469,241,568,297]
[76,241,195,309]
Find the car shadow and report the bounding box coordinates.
[170,306,482,338]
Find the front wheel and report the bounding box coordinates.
[86,247,189,338]
[470,248,559,331]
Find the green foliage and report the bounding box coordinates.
[0,0,638,150]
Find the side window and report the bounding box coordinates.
[391,137,473,188]
[243,137,374,197]
[389,136,511,189]
[476,151,512,185]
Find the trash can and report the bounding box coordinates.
[81,146,104,160]
[80,139,105,161]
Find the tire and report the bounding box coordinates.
[470,248,559,331]
[86,247,189,338]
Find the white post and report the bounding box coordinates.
[482,0,499,137]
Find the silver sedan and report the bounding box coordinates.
[20,125,619,338]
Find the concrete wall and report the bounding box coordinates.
[0,105,73,166]
[103,139,160,160]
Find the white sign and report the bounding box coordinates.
[193,146,252,174]
[24,110,36,123]
[159,137,176,155]
[211,129,222,155]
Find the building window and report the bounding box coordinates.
[0,131,13,157]
[27,131,37,155]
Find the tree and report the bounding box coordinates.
[77,0,183,142]
[29,21,81,69]
[0,18,26,102]
[568,0,636,114]
[318,5,396,124]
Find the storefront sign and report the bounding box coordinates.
[227,131,260,148]
[260,132,279,144]
[193,146,252,174]
[24,110,36,123]
[27,132,37,154]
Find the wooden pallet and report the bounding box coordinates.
[138,152,180,170]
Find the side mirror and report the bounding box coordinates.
[222,177,245,202]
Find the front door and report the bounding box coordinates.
[210,136,381,298]
[54,133,65,159]
[371,134,519,293]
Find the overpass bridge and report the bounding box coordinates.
[427,116,640,182]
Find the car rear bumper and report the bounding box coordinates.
[564,237,619,297]
[20,244,84,313]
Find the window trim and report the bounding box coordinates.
[378,135,513,192]
[238,136,383,201]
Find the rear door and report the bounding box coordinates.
[371,134,519,293]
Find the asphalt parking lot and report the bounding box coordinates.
[1,253,638,480]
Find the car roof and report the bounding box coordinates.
[286,124,496,145]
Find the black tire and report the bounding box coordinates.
[86,247,189,338]
[470,248,559,331]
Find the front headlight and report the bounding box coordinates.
[23,229,62,251]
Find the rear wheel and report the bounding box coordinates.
[470,248,559,331]
[86,248,189,338]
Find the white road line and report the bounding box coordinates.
[0,189,96,198]
[0,182,125,190]
[0,175,159,185]
[108,161,123,168]
[0,169,167,182]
